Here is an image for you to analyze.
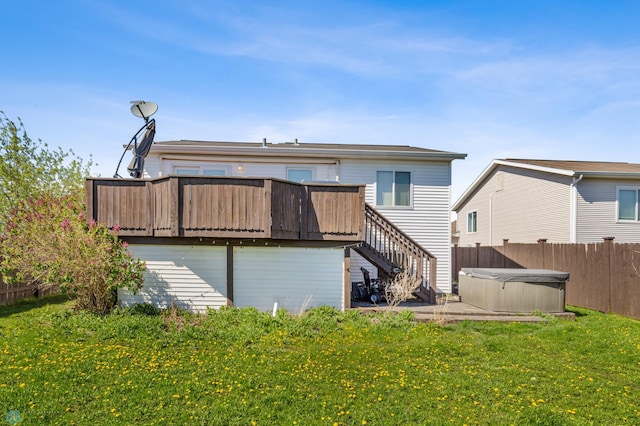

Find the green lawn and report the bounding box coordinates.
[1,296,639,425]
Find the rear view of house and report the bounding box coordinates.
[452,159,640,246]
[88,140,465,312]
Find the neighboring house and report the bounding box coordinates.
[88,140,465,312]
[452,159,640,247]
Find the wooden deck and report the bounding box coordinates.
[86,176,365,241]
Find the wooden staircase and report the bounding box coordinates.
[352,203,437,303]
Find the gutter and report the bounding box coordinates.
[149,144,468,162]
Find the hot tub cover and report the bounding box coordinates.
[460,268,569,283]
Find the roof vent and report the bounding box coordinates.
[262,138,267,147]
[293,138,300,146]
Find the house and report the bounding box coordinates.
[452,159,640,247]
[88,140,465,312]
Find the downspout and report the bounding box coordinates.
[489,193,493,246]
[570,174,583,243]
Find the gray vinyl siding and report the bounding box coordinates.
[577,179,640,243]
[456,166,572,246]
[233,247,344,312]
[145,155,338,181]
[141,156,161,178]
[339,159,453,293]
[119,245,228,312]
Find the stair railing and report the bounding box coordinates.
[362,203,437,302]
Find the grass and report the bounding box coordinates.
[1,296,639,425]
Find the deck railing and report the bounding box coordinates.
[357,203,437,301]
[85,176,365,241]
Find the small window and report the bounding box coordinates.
[467,211,478,233]
[376,171,411,207]
[288,169,313,183]
[203,169,226,176]
[174,167,227,176]
[175,168,199,175]
[618,188,640,221]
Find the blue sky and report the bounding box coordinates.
[2,0,640,202]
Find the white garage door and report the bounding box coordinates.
[233,246,345,312]
[119,244,227,312]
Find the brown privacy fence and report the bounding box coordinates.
[0,281,37,305]
[0,279,60,305]
[452,238,640,319]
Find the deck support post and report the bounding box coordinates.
[344,248,351,310]
[226,244,234,306]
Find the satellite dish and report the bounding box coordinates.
[130,101,158,121]
[114,100,159,178]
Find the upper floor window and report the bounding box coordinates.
[618,187,640,221]
[467,211,478,233]
[175,168,198,175]
[174,167,227,176]
[376,171,411,207]
[287,169,313,183]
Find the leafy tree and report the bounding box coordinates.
[0,112,145,313]
[0,111,90,217]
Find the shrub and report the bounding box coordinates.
[0,192,146,314]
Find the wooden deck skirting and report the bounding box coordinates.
[355,203,437,302]
[86,176,365,242]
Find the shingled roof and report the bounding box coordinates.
[503,159,640,174]
[150,140,466,161]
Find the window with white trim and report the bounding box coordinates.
[175,168,199,175]
[287,169,313,183]
[203,169,226,176]
[376,171,411,207]
[618,187,640,221]
[467,211,478,233]
[173,166,227,176]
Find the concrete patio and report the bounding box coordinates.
[353,298,576,323]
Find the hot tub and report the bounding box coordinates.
[458,268,569,313]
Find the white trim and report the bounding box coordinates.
[467,210,478,234]
[616,185,640,223]
[161,155,340,165]
[375,170,413,208]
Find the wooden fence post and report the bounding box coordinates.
[537,239,547,269]
[344,248,351,309]
[603,237,614,313]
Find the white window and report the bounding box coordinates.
[287,169,313,183]
[203,169,226,176]
[175,168,199,175]
[173,166,227,176]
[376,171,411,207]
[467,211,478,233]
[617,187,640,221]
